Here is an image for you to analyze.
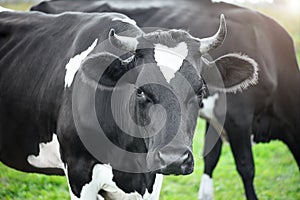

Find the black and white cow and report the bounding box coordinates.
[31,0,300,200]
[0,6,258,200]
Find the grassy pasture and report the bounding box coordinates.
[0,2,299,200]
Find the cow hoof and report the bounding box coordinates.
[198,174,213,200]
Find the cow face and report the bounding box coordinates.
[78,41,202,175]
[77,33,203,175]
[75,15,258,175]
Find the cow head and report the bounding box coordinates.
[75,15,258,175]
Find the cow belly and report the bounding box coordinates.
[252,113,278,143]
[0,130,64,175]
[27,134,64,169]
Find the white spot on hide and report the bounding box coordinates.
[154,42,188,83]
[199,93,228,141]
[251,134,256,146]
[198,174,213,200]
[65,164,143,200]
[64,39,98,88]
[199,93,219,120]
[145,174,163,200]
[27,134,64,169]
[112,17,137,25]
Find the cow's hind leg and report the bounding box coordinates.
[280,127,300,170]
[227,121,258,200]
[198,123,223,200]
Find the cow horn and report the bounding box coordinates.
[199,14,227,53]
[109,29,138,52]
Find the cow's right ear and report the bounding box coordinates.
[201,53,259,93]
[79,52,135,88]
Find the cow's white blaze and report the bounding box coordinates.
[0,6,13,12]
[112,17,137,25]
[64,39,98,88]
[27,134,64,169]
[198,174,213,200]
[154,42,188,83]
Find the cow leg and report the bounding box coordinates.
[65,162,103,200]
[227,125,258,200]
[65,160,145,200]
[287,141,300,170]
[64,160,120,200]
[280,129,300,170]
[198,123,223,200]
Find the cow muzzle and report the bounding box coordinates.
[157,150,194,175]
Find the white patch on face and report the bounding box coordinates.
[112,17,137,25]
[27,134,64,169]
[154,42,188,83]
[65,164,143,200]
[0,6,13,12]
[198,173,213,200]
[64,39,98,88]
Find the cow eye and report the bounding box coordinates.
[136,89,147,100]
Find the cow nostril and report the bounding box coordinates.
[180,151,194,175]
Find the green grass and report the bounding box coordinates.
[0,2,299,200]
[0,167,69,200]
[161,120,300,200]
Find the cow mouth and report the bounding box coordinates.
[158,163,194,175]
[156,151,194,175]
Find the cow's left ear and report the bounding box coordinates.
[79,52,135,88]
[201,53,259,93]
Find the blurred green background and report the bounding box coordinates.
[0,1,299,200]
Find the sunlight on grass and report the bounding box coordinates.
[252,5,300,64]
[0,3,33,11]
